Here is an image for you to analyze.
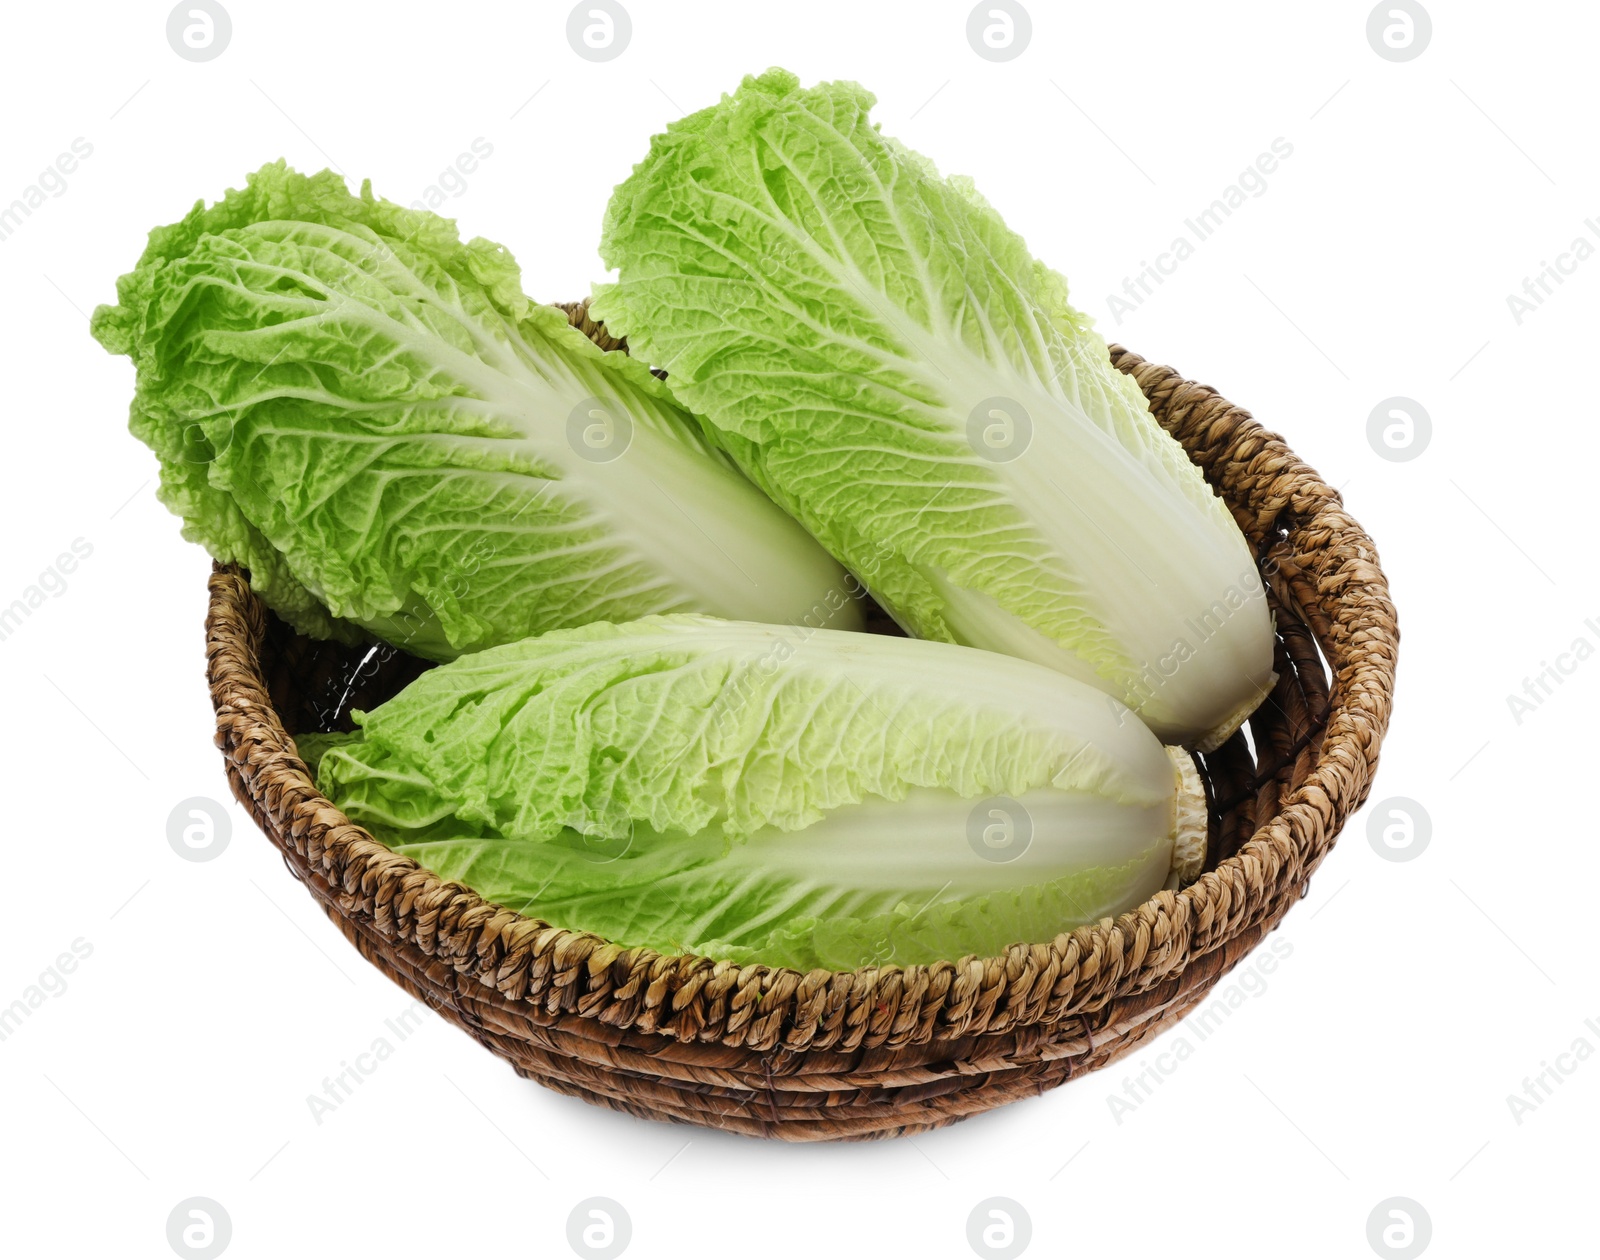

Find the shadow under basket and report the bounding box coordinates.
[204,306,1398,1142]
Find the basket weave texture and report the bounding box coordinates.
[204,305,1398,1141]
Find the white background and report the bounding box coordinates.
[1,1,1594,1257]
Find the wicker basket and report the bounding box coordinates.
[204,304,1398,1141]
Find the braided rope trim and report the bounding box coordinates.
[205,340,1396,1059]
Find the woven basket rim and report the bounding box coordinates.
[204,321,1397,1055]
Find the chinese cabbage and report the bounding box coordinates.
[591,70,1274,747]
[307,616,1206,972]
